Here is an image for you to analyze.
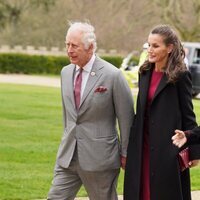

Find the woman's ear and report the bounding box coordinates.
[167,44,174,54]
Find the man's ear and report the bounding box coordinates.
[88,43,94,53]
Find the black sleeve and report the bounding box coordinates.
[187,126,200,145]
[176,71,196,130]
[176,71,200,159]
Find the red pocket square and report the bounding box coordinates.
[95,86,107,93]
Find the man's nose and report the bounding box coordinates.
[67,45,73,53]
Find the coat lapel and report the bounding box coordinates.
[139,69,152,111]
[139,66,169,108]
[151,73,168,104]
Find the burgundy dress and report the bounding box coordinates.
[140,69,163,200]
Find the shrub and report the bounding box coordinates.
[101,56,123,68]
[0,53,125,74]
[0,53,69,74]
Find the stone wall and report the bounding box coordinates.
[0,45,122,56]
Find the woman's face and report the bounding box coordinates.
[147,33,172,68]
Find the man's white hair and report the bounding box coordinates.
[67,21,97,53]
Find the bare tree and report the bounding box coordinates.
[0,0,55,27]
[1,0,198,53]
[153,0,200,41]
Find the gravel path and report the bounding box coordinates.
[0,74,60,87]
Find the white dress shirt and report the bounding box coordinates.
[74,54,96,98]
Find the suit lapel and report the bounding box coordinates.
[79,57,104,110]
[64,64,76,110]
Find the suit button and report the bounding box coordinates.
[150,147,154,151]
[151,172,154,177]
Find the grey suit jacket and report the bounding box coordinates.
[56,56,134,171]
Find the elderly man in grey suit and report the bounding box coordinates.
[47,21,134,200]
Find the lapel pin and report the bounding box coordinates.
[91,71,96,76]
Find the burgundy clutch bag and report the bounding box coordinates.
[179,147,190,171]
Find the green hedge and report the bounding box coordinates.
[0,53,68,74]
[0,53,124,74]
[101,56,123,69]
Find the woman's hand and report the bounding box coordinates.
[189,160,200,167]
[172,129,187,148]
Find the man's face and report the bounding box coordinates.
[65,31,92,67]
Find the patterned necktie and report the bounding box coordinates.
[74,68,83,109]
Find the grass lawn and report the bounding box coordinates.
[0,83,199,199]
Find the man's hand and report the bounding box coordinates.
[172,129,187,148]
[120,155,126,170]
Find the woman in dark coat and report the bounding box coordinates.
[124,25,200,200]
